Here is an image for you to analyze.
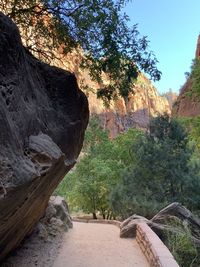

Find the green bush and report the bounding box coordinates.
[165,218,199,267]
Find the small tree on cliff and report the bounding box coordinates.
[0,0,161,102]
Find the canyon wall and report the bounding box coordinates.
[172,79,200,117]
[163,90,177,110]
[4,5,170,137]
[173,35,200,117]
[51,49,170,138]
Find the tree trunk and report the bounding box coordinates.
[106,211,110,220]
[109,213,113,220]
[92,212,97,219]
[100,208,106,219]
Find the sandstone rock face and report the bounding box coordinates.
[172,35,200,117]
[163,90,177,110]
[90,74,171,138]
[0,12,88,261]
[56,52,171,137]
[37,196,73,240]
[172,78,200,117]
[2,196,73,266]
[195,35,200,59]
[8,10,170,137]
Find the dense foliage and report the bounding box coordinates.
[111,115,200,219]
[56,116,142,218]
[0,0,161,101]
[178,116,200,149]
[56,115,200,220]
[165,218,199,267]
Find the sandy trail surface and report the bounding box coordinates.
[53,222,149,267]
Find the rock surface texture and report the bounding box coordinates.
[93,74,170,138]
[5,8,170,137]
[38,196,73,239]
[172,78,200,117]
[173,35,200,117]
[2,196,73,267]
[163,90,177,109]
[44,46,171,137]
[120,202,200,248]
[0,12,88,261]
[66,56,171,137]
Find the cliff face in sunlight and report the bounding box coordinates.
[51,50,170,138]
[163,90,177,110]
[172,79,200,117]
[3,5,170,138]
[15,14,170,137]
[93,75,170,138]
[172,35,200,117]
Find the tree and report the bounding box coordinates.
[67,156,113,219]
[0,0,161,101]
[83,115,109,153]
[178,116,200,150]
[56,117,113,219]
[56,117,143,219]
[110,115,200,218]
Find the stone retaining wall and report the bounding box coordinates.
[72,218,179,267]
[136,223,179,267]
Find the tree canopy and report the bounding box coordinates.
[56,116,142,219]
[110,115,200,218]
[56,115,200,220]
[0,0,161,101]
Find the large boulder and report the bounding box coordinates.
[0,12,89,261]
[120,214,165,238]
[120,203,200,245]
[35,196,73,241]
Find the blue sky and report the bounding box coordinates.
[124,0,200,94]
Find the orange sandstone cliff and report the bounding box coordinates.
[163,90,177,110]
[0,3,171,137]
[173,35,200,117]
[16,17,171,137]
[51,50,170,137]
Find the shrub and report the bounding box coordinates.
[165,218,199,267]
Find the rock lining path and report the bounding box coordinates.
[53,222,149,267]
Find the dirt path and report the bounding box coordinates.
[53,222,149,267]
